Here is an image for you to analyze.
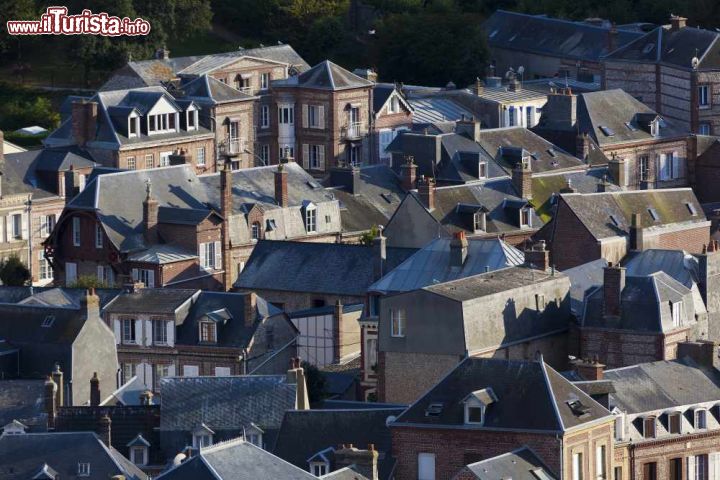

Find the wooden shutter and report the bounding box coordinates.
[144,320,152,346]
[199,243,207,269]
[113,319,121,345]
[318,145,326,171]
[166,321,174,347]
[710,452,720,480]
[302,144,310,169]
[688,455,696,480]
[135,319,143,345]
[318,105,325,129]
[136,362,146,385]
[214,241,222,270]
[21,213,28,240]
[302,104,309,128]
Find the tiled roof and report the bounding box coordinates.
[176,75,256,104]
[0,380,47,429]
[274,60,373,91]
[104,289,198,314]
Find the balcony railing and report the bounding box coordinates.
[342,122,365,140]
[219,138,247,157]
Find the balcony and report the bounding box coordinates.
[342,122,365,141]
[219,138,247,157]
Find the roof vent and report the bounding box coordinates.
[566,396,591,417]
[425,403,444,417]
[41,315,55,328]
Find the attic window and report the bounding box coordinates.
[466,405,485,424]
[78,462,91,476]
[381,193,395,203]
[648,208,660,222]
[624,122,638,132]
[425,403,444,417]
[610,214,621,227]
[642,43,656,54]
[42,315,55,328]
[266,219,277,232]
[547,148,556,157]
[686,202,698,216]
[599,126,615,137]
[307,180,322,189]
[567,399,591,417]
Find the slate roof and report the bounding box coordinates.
[273,60,373,91]
[605,357,720,413]
[605,25,720,69]
[6,287,120,310]
[104,289,197,314]
[0,380,47,429]
[408,97,475,125]
[369,237,524,294]
[321,467,370,480]
[159,375,297,432]
[125,244,198,264]
[273,408,405,480]
[624,249,699,289]
[175,75,256,104]
[461,447,558,480]
[559,188,706,240]
[394,357,611,431]
[483,10,643,62]
[563,258,608,315]
[234,240,416,296]
[156,438,317,480]
[0,431,148,480]
[2,148,95,197]
[101,375,150,406]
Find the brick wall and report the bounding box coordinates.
[378,351,461,404]
[630,430,720,480]
[118,136,215,174]
[579,328,676,368]
[539,198,602,270]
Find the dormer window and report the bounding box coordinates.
[671,301,683,328]
[128,115,139,138]
[466,405,485,424]
[650,119,660,137]
[521,207,533,228]
[148,112,178,135]
[463,388,497,425]
[244,424,264,447]
[252,222,261,241]
[187,108,198,131]
[192,424,214,448]
[695,409,707,430]
[127,434,150,466]
[643,416,656,438]
[478,161,487,179]
[473,212,487,233]
[304,203,317,233]
[668,411,682,434]
[199,321,217,343]
[78,462,91,476]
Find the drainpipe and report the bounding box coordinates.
[557,434,563,479]
[26,195,32,284]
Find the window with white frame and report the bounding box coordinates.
[122,318,137,344]
[40,214,56,237]
[597,445,606,480]
[614,414,624,440]
[251,222,261,241]
[95,223,103,248]
[671,301,683,328]
[391,308,406,337]
[160,151,173,167]
[129,116,139,137]
[349,144,361,166]
[388,94,401,114]
[187,109,198,130]
[279,145,294,161]
[199,241,220,270]
[695,409,708,430]
[695,454,709,480]
[122,362,136,383]
[279,105,294,124]
[308,105,322,128]
[418,453,435,480]
[699,85,710,108]
[311,462,328,476]
[200,321,217,343]
[127,156,136,170]
[148,113,177,134]
[183,364,199,377]
[153,319,168,345]
[78,462,91,476]
[508,107,515,127]
[193,432,213,448]
[572,452,583,480]
[72,217,81,246]
[700,123,712,136]
[261,105,270,128]
[197,147,206,166]
[11,213,22,239]
[145,154,154,169]
[38,252,52,281]
[639,155,649,181]
[521,207,532,227]
[465,405,484,424]
[473,212,486,232]
[305,206,317,233]
[97,265,113,286]
[154,364,170,390]
[130,446,148,466]
[261,72,269,90]
[309,144,322,169]
[260,145,270,165]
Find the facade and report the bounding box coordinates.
[372,84,413,165]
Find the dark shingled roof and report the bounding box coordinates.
[104,288,197,314]
[175,75,256,104]
[234,240,416,296]
[605,357,720,413]
[0,432,148,480]
[1,148,93,198]
[273,408,405,480]
[157,438,317,480]
[0,380,47,430]
[483,10,643,62]
[274,60,373,91]
[461,447,558,480]
[394,357,611,431]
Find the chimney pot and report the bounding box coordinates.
[90,372,101,406]
[603,264,626,317]
[418,177,436,210]
[400,157,417,192]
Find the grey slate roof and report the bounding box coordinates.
[369,237,524,294]
[235,240,416,296]
[125,244,198,264]
[321,467,370,480]
[175,75,256,104]
[0,380,47,430]
[274,60,373,91]
[0,431,148,480]
[157,438,317,480]
[394,357,611,431]
[563,258,608,315]
[483,10,643,62]
[624,249,699,289]
[159,375,297,432]
[605,357,720,413]
[273,408,405,480]
[408,97,475,125]
[461,447,557,480]
[104,289,197,314]
[2,147,95,196]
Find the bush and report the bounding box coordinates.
[69,275,111,289]
[0,255,31,286]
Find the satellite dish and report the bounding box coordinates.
[517,66,525,75]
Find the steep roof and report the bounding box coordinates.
[408,97,475,125]
[369,237,524,294]
[460,447,558,480]
[624,249,699,289]
[0,380,47,429]
[483,10,643,62]
[274,60,373,91]
[235,240,415,296]
[394,357,611,431]
[605,357,720,413]
[1,148,94,198]
[273,408,405,480]
[104,288,198,314]
[177,75,256,104]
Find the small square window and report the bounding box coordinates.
[78,462,91,476]
[42,315,55,327]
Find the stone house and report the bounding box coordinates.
[377,259,573,404]
[534,188,709,270]
[270,60,374,172]
[45,87,216,173]
[603,16,720,135]
[390,356,614,480]
[44,161,342,291]
[102,287,298,391]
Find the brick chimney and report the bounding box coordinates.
[82,288,101,320]
[677,340,720,369]
[274,164,288,207]
[286,358,310,410]
[400,157,417,192]
[608,154,626,188]
[373,227,387,280]
[603,263,626,317]
[97,414,111,446]
[455,115,481,142]
[576,132,590,160]
[72,100,98,147]
[417,176,435,210]
[544,92,577,131]
[44,376,57,428]
[139,390,154,406]
[51,363,64,407]
[670,15,687,31]
[450,231,468,267]
[90,372,101,406]
[330,165,360,194]
[512,156,532,200]
[142,180,159,244]
[220,161,233,289]
[629,213,643,251]
[573,357,605,381]
[64,167,81,204]
[243,291,257,327]
[524,241,550,271]
[334,300,344,363]
[334,444,379,480]
[608,22,619,53]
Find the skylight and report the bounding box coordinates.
[686,202,698,216]
[425,403,444,417]
[547,148,556,157]
[609,214,621,227]
[648,208,660,221]
[599,126,615,137]
[567,399,591,417]
[642,43,656,54]
[624,122,638,131]
[42,315,55,328]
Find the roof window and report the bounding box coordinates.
[648,208,660,221]
[42,315,55,328]
[425,402,444,417]
[599,126,615,137]
[686,202,698,216]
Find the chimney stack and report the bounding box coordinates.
[243,291,257,328]
[44,376,57,428]
[512,156,533,199]
[608,154,626,188]
[400,157,417,192]
[417,176,435,210]
[559,178,576,194]
[670,15,687,31]
[603,263,626,317]
[64,167,81,204]
[220,161,233,290]
[82,288,101,320]
[524,241,550,271]
[573,357,605,381]
[608,22,618,53]
[455,116,481,142]
[576,132,590,161]
[142,180,159,244]
[330,165,360,194]
[97,414,112,447]
[71,100,98,147]
[139,390,154,406]
[475,77,484,95]
[52,363,64,407]
[545,92,577,131]
[629,213,643,251]
[450,231,469,267]
[286,358,310,410]
[90,372,101,406]
[334,444,380,480]
[373,227,387,280]
[274,164,288,207]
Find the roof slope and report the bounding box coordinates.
[624,249,698,289]
[275,60,373,91]
[461,447,557,480]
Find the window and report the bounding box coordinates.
[309,144,322,169]
[155,364,170,390]
[153,319,168,345]
[129,117,138,137]
[526,106,534,127]
[193,433,213,448]
[160,151,172,167]
[669,411,681,434]
[188,109,197,129]
[699,123,711,135]
[466,406,484,424]
[473,212,486,232]
[235,74,251,92]
[478,161,487,179]
[279,105,294,124]
[643,417,656,438]
[10,213,21,239]
[38,252,52,281]
[130,446,147,466]
[508,107,515,127]
[699,85,710,107]
[78,462,91,476]
[127,156,136,170]
[388,94,400,113]
[197,147,206,166]
[614,415,624,440]
[687,202,698,216]
[669,458,682,480]
[349,144,361,166]
[122,363,136,383]
[614,467,622,480]
[671,301,683,328]
[246,431,262,447]
[215,366,231,376]
[308,105,322,128]
[200,321,217,343]
[261,72,269,90]
[311,462,328,476]
[122,318,137,344]
[643,462,657,480]
[133,268,155,288]
[305,207,317,233]
[391,309,405,337]
[639,155,649,181]
[695,409,707,430]
[97,265,113,286]
[95,223,103,248]
[597,445,606,480]
[40,214,56,237]
[265,326,274,350]
[42,315,55,327]
[145,154,154,169]
[572,452,583,480]
[183,365,199,377]
[696,454,709,480]
[251,222,261,241]
[66,262,77,284]
[199,241,220,270]
[418,453,436,480]
[148,113,177,134]
[72,217,81,246]
[260,144,270,165]
[279,145,294,161]
[521,208,532,227]
[659,152,680,180]
[261,105,270,128]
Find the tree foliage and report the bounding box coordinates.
[0,255,31,287]
[301,360,328,404]
[69,275,111,289]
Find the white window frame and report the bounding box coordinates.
[127,156,136,170]
[261,105,270,128]
[122,362,136,383]
[699,85,710,108]
[597,444,606,480]
[261,72,269,90]
[418,453,436,480]
[671,301,683,328]
[187,109,198,131]
[145,154,154,169]
[160,150,173,167]
[305,207,317,233]
[72,217,81,246]
[260,144,270,165]
[153,319,168,345]
[572,452,583,480]
[40,214,56,237]
[311,462,328,476]
[251,222,260,241]
[128,116,139,138]
[279,105,294,125]
[464,404,485,424]
[130,446,148,466]
[193,433,213,448]
[122,318,136,344]
[148,112,178,134]
[699,123,711,136]
[78,462,91,476]
[95,223,103,248]
[197,147,206,166]
[391,309,405,337]
[695,409,708,430]
[38,251,53,281]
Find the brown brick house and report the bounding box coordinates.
[371,83,413,165]
[390,357,614,480]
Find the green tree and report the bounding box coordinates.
[360,225,380,246]
[301,361,328,404]
[0,255,31,286]
[69,275,110,289]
